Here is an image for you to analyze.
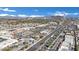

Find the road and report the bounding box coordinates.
[24,25,64,51]
[37,30,64,51]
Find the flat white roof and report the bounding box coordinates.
[58,46,69,51]
[65,35,74,45]
[61,42,70,47]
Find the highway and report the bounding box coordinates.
[24,25,64,51]
[48,34,64,51]
[37,30,64,51]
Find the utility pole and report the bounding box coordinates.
[74,30,77,51]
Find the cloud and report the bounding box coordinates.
[0,8,16,12]
[0,13,45,17]
[29,15,44,17]
[54,13,65,16]
[0,14,9,16]
[52,11,79,16]
[53,11,68,16]
[17,14,28,17]
[0,14,16,17]
[18,14,44,17]
[72,13,79,15]
[10,15,16,17]
[0,13,28,17]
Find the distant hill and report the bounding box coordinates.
[0,15,78,21]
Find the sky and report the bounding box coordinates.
[0,7,79,17]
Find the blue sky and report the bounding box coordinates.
[0,7,79,17]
